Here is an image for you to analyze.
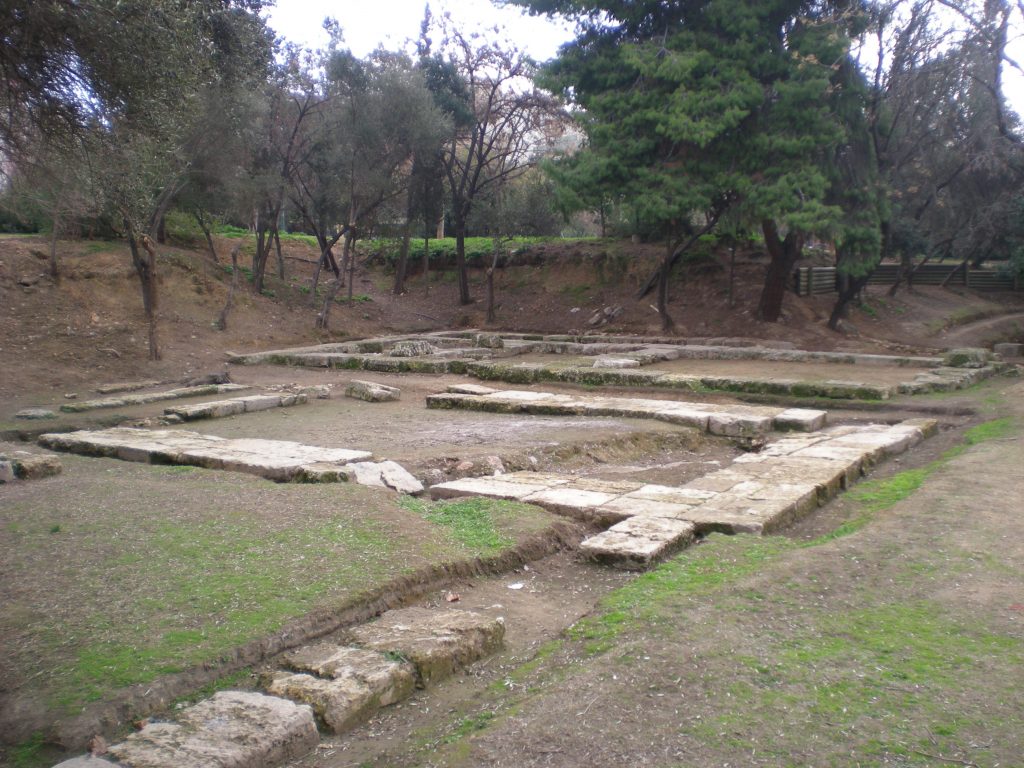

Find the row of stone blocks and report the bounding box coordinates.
[59,384,251,413]
[37,428,424,493]
[431,419,937,569]
[428,384,827,438]
[55,608,504,768]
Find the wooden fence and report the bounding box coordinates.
[795,263,1022,297]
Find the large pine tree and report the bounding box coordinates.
[520,0,865,327]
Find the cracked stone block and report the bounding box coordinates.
[474,333,505,349]
[599,496,696,520]
[346,608,504,688]
[264,672,381,733]
[345,380,401,402]
[282,645,416,706]
[106,691,318,768]
[378,460,426,495]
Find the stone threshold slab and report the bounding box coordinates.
[60,383,250,413]
[428,386,827,436]
[37,427,423,493]
[431,419,937,569]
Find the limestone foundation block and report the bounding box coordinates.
[105,691,318,768]
[346,608,505,688]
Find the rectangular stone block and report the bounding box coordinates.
[522,487,620,522]
[346,608,504,688]
[773,408,828,431]
[106,691,318,768]
[430,476,551,501]
[579,519,695,570]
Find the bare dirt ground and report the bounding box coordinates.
[297,378,1024,768]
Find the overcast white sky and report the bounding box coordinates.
[265,0,1024,112]
[265,0,574,60]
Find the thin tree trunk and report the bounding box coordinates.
[156,215,166,245]
[486,239,500,324]
[193,211,218,262]
[316,231,353,330]
[393,218,412,295]
[757,219,803,322]
[347,237,356,302]
[274,228,285,279]
[455,217,471,305]
[657,243,676,332]
[215,244,241,331]
[127,225,161,361]
[940,259,969,288]
[728,242,736,309]
[423,235,430,297]
[49,214,60,280]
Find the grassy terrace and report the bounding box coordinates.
[0,454,555,719]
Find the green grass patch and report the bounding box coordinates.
[401,497,522,554]
[569,536,794,654]
[443,710,497,743]
[807,416,1017,546]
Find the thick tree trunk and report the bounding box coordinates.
[156,215,166,245]
[757,219,803,322]
[253,220,269,294]
[486,240,501,324]
[828,271,870,330]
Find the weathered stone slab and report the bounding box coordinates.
[994,342,1023,358]
[265,672,377,733]
[35,429,436,493]
[389,340,437,357]
[164,393,307,421]
[345,380,401,402]
[282,644,416,705]
[430,476,552,501]
[521,487,621,523]
[105,691,318,768]
[52,757,122,767]
[14,407,57,420]
[943,347,990,368]
[346,608,504,687]
[427,389,826,437]
[342,460,424,495]
[59,384,249,413]
[446,383,497,395]
[580,518,695,569]
[774,408,828,431]
[592,357,641,369]
[0,451,63,480]
[95,380,162,395]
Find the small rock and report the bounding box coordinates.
[483,455,505,475]
[183,371,231,387]
[0,461,15,483]
[421,468,447,487]
[15,408,57,420]
[834,319,859,336]
[300,384,333,399]
[64,393,78,400]
[452,460,476,478]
